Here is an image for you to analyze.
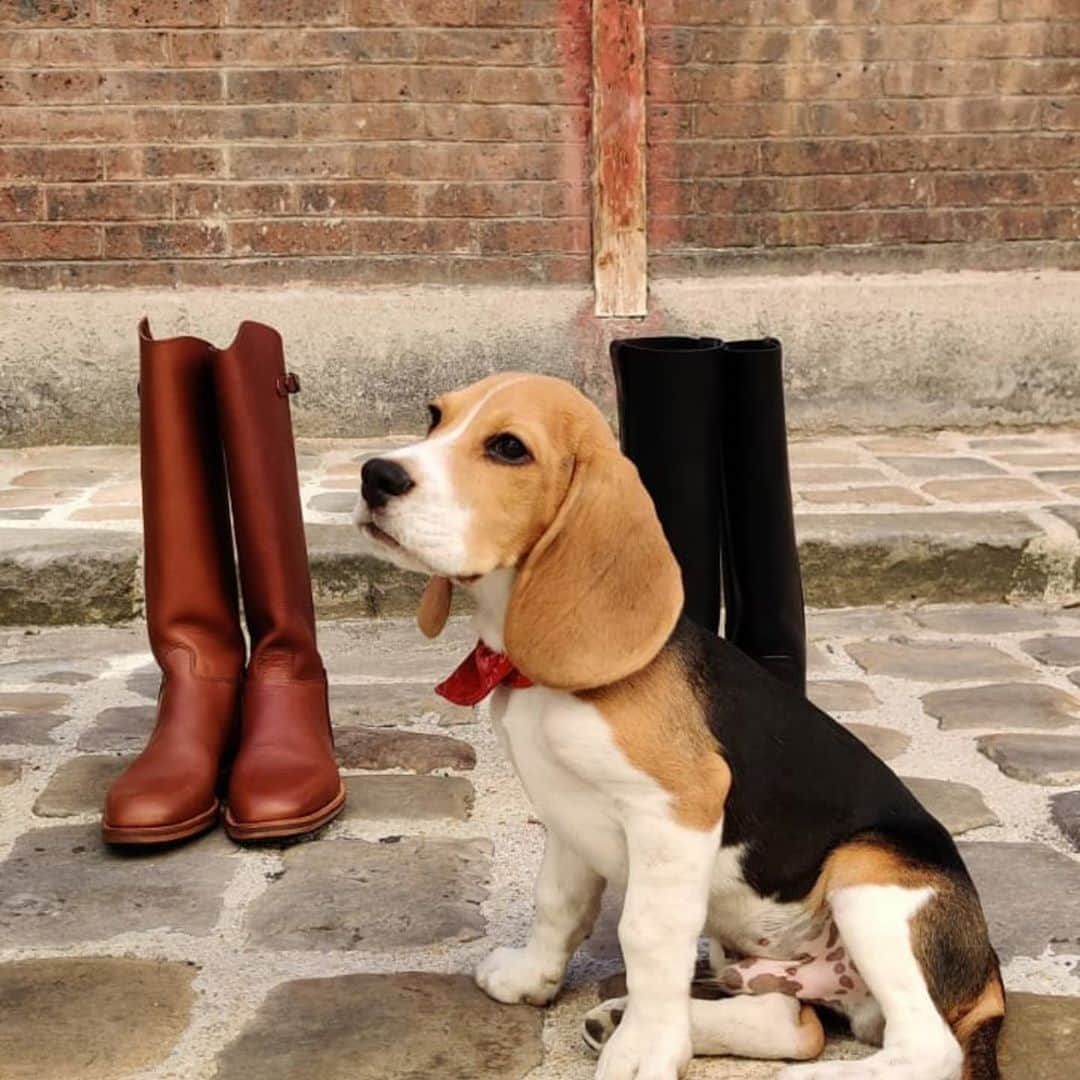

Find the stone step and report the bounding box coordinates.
[2,509,1078,626]
[3,433,1080,625]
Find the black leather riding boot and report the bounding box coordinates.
[610,337,725,632]
[610,335,806,693]
[717,337,806,693]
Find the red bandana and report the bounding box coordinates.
[435,641,534,706]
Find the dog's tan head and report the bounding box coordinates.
[353,372,682,691]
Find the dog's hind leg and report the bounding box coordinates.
[778,882,963,1080]
[584,992,825,1061]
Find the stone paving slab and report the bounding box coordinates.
[1050,791,1080,852]
[0,957,196,1080]
[0,826,235,948]
[4,431,1080,624]
[922,683,1080,731]
[1022,635,1080,667]
[342,775,475,822]
[998,992,1080,1080]
[959,842,1080,962]
[32,754,132,818]
[245,837,490,952]
[847,639,1032,681]
[901,777,999,835]
[978,733,1080,786]
[330,681,472,728]
[215,973,544,1080]
[336,725,476,773]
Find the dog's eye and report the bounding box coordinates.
[427,404,442,433]
[485,433,531,465]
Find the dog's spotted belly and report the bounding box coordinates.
[711,919,871,1013]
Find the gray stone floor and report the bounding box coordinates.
[2,608,1079,1078]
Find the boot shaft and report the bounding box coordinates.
[138,319,245,680]
[213,321,323,681]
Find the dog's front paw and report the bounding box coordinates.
[475,945,563,1006]
[594,1018,691,1080]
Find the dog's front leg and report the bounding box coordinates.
[596,815,720,1080]
[476,828,604,1006]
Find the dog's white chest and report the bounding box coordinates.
[490,686,629,884]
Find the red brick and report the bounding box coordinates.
[425,103,548,141]
[934,171,1043,207]
[0,184,41,220]
[94,1,223,27]
[229,144,352,179]
[296,180,420,215]
[0,69,98,104]
[104,222,226,258]
[349,1,474,26]
[46,183,172,220]
[101,70,223,104]
[0,223,100,259]
[170,29,295,64]
[473,65,586,104]
[296,103,426,140]
[423,181,542,217]
[227,67,346,104]
[883,61,997,97]
[354,218,472,252]
[0,147,101,180]
[540,182,588,217]
[36,29,170,63]
[229,219,352,255]
[1044,98,1080,130]
[1002,0,1080,18]
[649,1,758,26]
[175,181,297,217]
[419,28,556,65]
[0,1,91,25]
[772,63,885,101]
[762,139,874,175]
[226,1,346,25]
[295,28,417,62]
[998,60,1080,96]
[880,0,999,23]
[104,145,224,179]
[0,31,40,61]
[350,64,473,101]
[1043,172,1080,204]
[352,142,561,181]
[760,1,877,26]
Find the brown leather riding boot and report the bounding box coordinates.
[214,321,345,842]
[102,320,245,845]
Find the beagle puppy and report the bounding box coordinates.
[353,373,1004,1080]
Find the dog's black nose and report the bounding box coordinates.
[361,457,414,509]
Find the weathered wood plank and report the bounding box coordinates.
[591,0,647,317]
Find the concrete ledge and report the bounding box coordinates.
[4,269,1080,446]
[3,514,1075,626]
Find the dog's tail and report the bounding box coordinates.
[953,971,1005,1080]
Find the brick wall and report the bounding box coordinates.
[0,0,1076,289]
[647,0,1080,275]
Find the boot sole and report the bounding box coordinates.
[101,801,220,846]
[222,783,346,843]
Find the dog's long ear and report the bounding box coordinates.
[418,575,452,638]
[504,448,683,690]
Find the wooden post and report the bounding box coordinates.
[591,0,647,317]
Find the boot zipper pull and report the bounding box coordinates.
[276,372,301,397]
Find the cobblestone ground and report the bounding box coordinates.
[2,604,1079,1079]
